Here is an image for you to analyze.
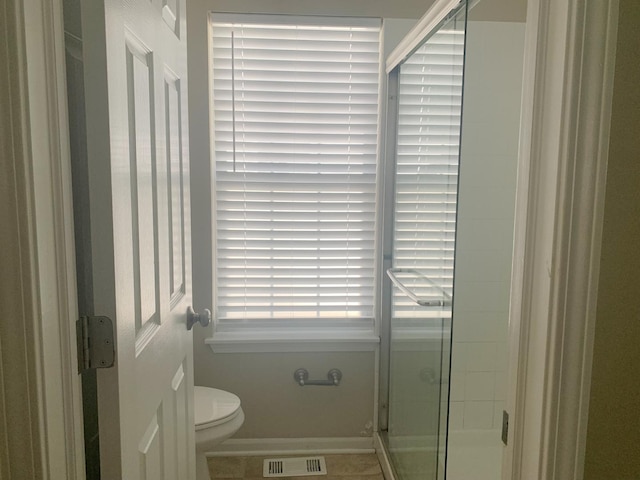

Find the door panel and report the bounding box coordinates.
[77,0,195,477]
[165,73,186,306]
[138,413,163,479]
[162,0,180,36]
[125,35,160,335]
[170,362,189,476]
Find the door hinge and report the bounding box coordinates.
[76,316,115,373]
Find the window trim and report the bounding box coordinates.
[205,329,380,354]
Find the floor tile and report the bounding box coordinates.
[244,457,265,478]
[324,455,382,476]
[208,456,245,478]
[208,453,384,480]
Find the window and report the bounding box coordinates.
[210,14,381,332]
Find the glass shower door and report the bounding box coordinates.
[381,4,468,480]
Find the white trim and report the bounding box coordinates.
[211,13,381,28]
[206,331,379,353]
[0,2,41,477]
[385,0,462,72]
[2,0,85,479]
[207,437,375,456]
[372,345,381,435]
[376,67,399,434]
[506,1,617,479]
[26,0,86,475]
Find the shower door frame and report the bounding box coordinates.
[378,2,468,477]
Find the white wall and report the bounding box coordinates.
[446,19,525,479]
[186,0,419,439]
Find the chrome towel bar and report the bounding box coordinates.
[294,368,342,386]
[386,267,452,307]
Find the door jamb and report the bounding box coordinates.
[1,0,85,478]
[506,1,618,479]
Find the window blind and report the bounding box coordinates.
[211,15,381,324]
[392,29,465,317]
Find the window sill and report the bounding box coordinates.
[205,330,380,354]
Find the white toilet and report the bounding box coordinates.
[194,386,245,480]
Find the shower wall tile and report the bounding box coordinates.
[454,248,513,283]
[456,186,517,221]
[458,153,518,189]
[461,119,521,157]
[450,344,467,373]
[464,372,495,401]
[494,373,506,401]
[452,312,504,342]
[455,219,515,253]
[495,342,508,372]
[463,401,494,429]
[450,373,465,401]
[443,19,525,480]
[449,401,464,430]
[447,20,525,439]
[453,280,511,313]
[464,343,498,372]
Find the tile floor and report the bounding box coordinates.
[207,454,384,480]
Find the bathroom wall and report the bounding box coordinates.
[449,20,525,434]
[584,2,640,478]
[186,0,419,439]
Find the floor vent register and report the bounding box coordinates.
[263,457,327,477]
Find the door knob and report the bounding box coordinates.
[187,306,211,330]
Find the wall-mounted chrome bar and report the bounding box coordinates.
[294,368,342,386]
[386,268,452,307]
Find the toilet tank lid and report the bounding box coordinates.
[194,386,242,427]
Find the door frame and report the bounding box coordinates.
[1,0,85,478]
[505,1,618,479]
[2,0,617,480]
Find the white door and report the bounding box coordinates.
[78,0,196,478]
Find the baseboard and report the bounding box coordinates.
[207,437,375,457]
[374,433,396,480]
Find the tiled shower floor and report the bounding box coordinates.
[207,454,385,480]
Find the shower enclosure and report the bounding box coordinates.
[378,0,526,478]
[379,4,467,479]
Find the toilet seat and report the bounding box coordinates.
[194,386,242,431]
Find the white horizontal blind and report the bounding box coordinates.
[392,29,465,317]
[211,15,381,324]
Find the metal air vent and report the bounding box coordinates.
[263,457,327,477]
